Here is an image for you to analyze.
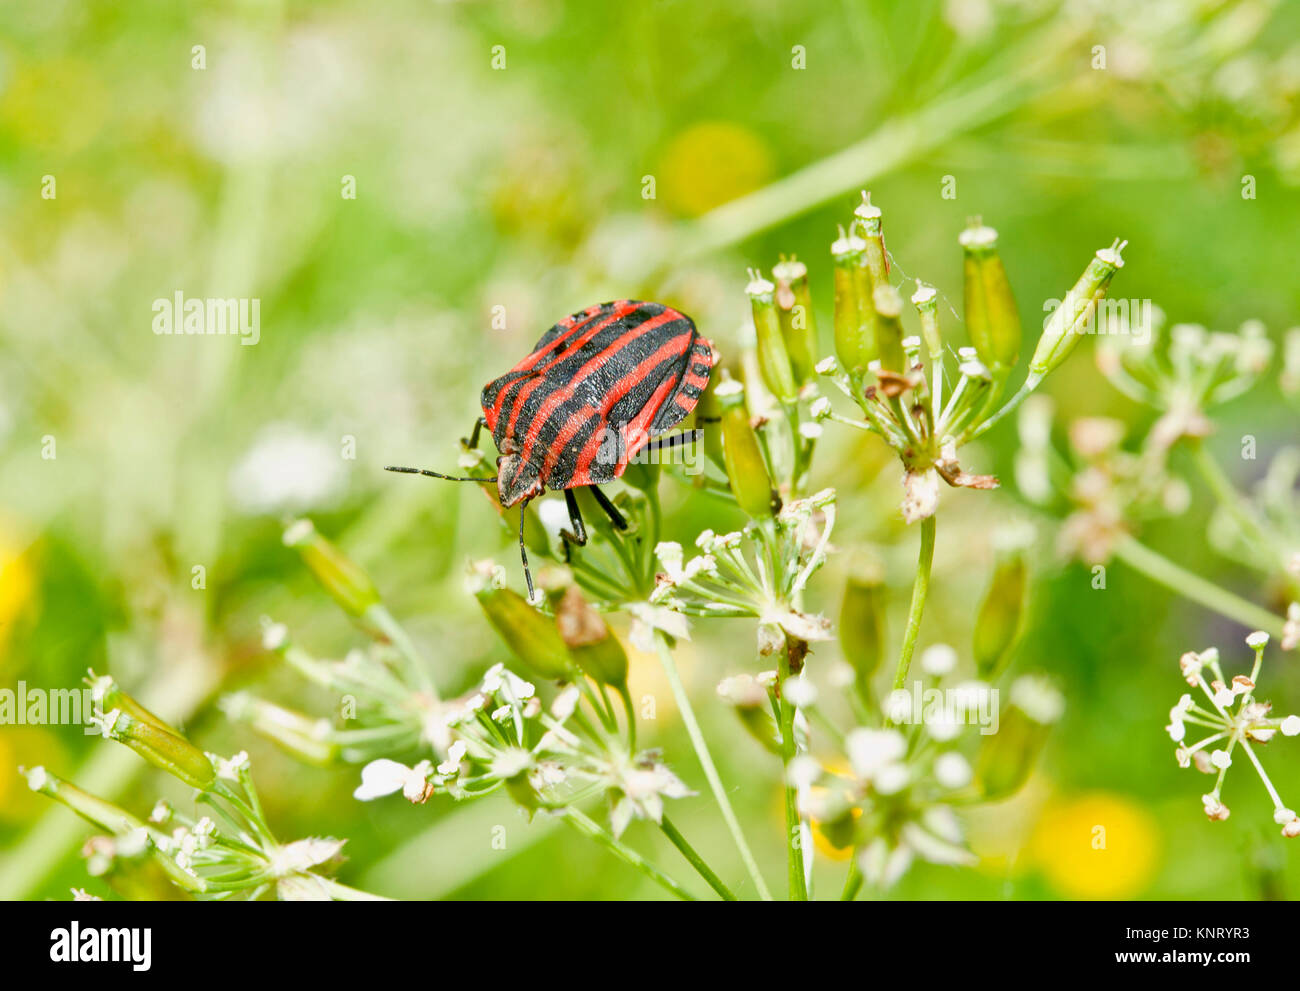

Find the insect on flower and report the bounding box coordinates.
[387,300,715,598]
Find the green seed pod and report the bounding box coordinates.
[102,709,217,791]
[853,192,889,284]
[283,519,381,618]
[959,223,1021,379]
[872,284,907,374]
[468,561,577,681]
[717,380,777,519]
[973,546,1028,681]
[691,357,726,470]
[912,282,942,362]
[839,561,886,694]
[975,675,1063,801]
[1028,240,1127,383]
[746,271,798,403]
[831,230,872,378]
[24,766,147,834]
[716,674,781,755]
[555,586,628,688]
[222,694,340,767]
[88,673,175,736]
[772,257,818,385]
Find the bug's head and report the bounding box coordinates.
[495,454,543,508]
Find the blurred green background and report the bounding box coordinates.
[2,0,1300,900]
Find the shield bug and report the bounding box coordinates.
[387,300,715,599]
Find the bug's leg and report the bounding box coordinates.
[558,488,588,563]
[462,417,488,450]
[588,486,628,531]
[649,428,702,453]
[385,466,497,482]
[518,498,537,602]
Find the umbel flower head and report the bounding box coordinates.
[1167,632,1300,835]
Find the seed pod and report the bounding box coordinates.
[717,380,777,519]
[24,766,147,835]
[872,284,907,374]
[912,282,942,362]
[832,229,873,378]
[716,674,781,755]
[88,674,175,737]
[468,562,577,681]
[839,562,886,694]
[691,349,726,470]
[1028,240,1127,383]
[959,222,1021,379]
[283,519,381,619]
[973,547,1027,680]
[555,586,628,688]
[773,257,818,385]
[975,675,1063,801]
[100,709,217,791]
[853,192,889,284]
[222,694,340,766]
[746,271,798,402]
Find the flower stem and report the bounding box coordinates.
[841,859,864,901]
[562,807,695,900]
[659,816,737,900]
[890,514,937,698]
[778,645,809,901]
[1112,535,1285,639]
[653,631,774,900]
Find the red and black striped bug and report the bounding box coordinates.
[387,300,715,599]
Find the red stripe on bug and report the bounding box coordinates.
[566,332,694,480]
[491,301,639,434]
[519,311,684,479]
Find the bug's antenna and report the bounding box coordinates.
[385,466,497,483]
[518,499,536,602]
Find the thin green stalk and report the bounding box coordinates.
[890,514,937,697]
[1112,535,1285,639]
[1188,441,1293,592]
[778,644,808,901]
[967,378,1034,440]
[563,807,696,900]
[653,631,774,901]
[659,816,737,901]
[841,859,864,901]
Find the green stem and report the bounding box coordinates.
[653,631,774,900]
[1112,536,1286,639]
[778,644,808,900]
[841,859,864,901]
[1188,441,1292,589]
[889,514,937,697]
[658,816,737,901]
[562,808,695,900]
[967,377,1036,440]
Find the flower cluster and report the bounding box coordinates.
[1166,632,1300,834]
[26,673,366,900]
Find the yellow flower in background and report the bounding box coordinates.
[658,121,773,217]
[0,518,36,660]
[0,727,66,824]
[1028,791,1160,899]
